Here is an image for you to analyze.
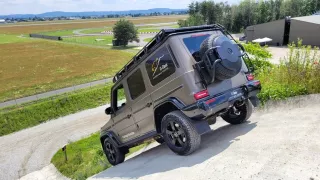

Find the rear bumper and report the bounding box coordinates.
[182,80,261,118]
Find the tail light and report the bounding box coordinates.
[246,73,255,81]
[194,90,209,100]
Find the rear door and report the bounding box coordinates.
[180,32,248,95]
[127,68,155,136]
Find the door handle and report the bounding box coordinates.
[127,114,132,119]
[146,102,152,107]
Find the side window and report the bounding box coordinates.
[127,69,146,100]
[112,84,127,112]
[145,46,176,86]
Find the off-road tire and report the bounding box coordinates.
[103,138,125,166]
[221,99,253,125]
[200,34,242,81]
[161,111,201,155]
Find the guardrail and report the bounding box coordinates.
[29,34,63,41]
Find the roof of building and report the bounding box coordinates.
[292,15,320,25]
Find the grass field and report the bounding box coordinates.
[0,34,33,44]
[63,35,114,46]
[0,15,187,35]
[51,133,150,180]
[0,40,133,102]
[80,27,113,34]
[41,29,75,36]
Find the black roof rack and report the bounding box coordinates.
[112,24,226,83]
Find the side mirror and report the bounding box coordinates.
[105,107,114,115]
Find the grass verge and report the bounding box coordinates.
[51,133,150,180]
[0,84,113,136]
[143,37,153,43]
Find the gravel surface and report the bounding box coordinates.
[90,95,320,180]
[0,105,110,180]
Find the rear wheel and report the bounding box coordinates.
[221,100,253,125]
[103,138,125,166]
[161,111,201,155]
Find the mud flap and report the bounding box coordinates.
[249,96,260,107]
[191,120,211,135]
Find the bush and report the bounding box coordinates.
[113,19,139,46]
[256,40,320,103]
[242,42,273,74]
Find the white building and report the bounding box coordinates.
[0,19,5,24]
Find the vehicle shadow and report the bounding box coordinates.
[91,121,257,179]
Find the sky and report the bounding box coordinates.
[0,0,207,15]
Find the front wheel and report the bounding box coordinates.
[103,138,125,166]
[221,99,253,125]
[161,111,201,155]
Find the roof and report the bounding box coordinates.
[292,15,320,25]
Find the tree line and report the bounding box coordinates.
[179,0,320,33]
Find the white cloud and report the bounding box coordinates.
[0,0,196,15]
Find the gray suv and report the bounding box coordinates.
[101,25,261,165]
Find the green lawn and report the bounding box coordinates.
[51,132,150,180]
[143,37,153,43]
[41,29,75,36]
[0,34,33,44]
[80,27,113,34]
[63,35,114,46]
[138,28,160,33]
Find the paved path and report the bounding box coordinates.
[90,95,320,180]
[0,78,112,108]
[0,104,110,180]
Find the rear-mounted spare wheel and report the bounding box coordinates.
[200,34,242,81]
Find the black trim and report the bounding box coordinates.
[154,97,186,110]
[167,44,180,68]
[154,85,183,103]
[119,131,158,148]
[100,131,122,147]
[182,80,261,112]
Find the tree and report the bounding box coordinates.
[113,19,139,46]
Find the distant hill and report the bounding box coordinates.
[0,8,187,18]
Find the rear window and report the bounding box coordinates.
[183,34,210,60]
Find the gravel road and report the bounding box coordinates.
[90,95,320,180]
[0,105,110,180]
